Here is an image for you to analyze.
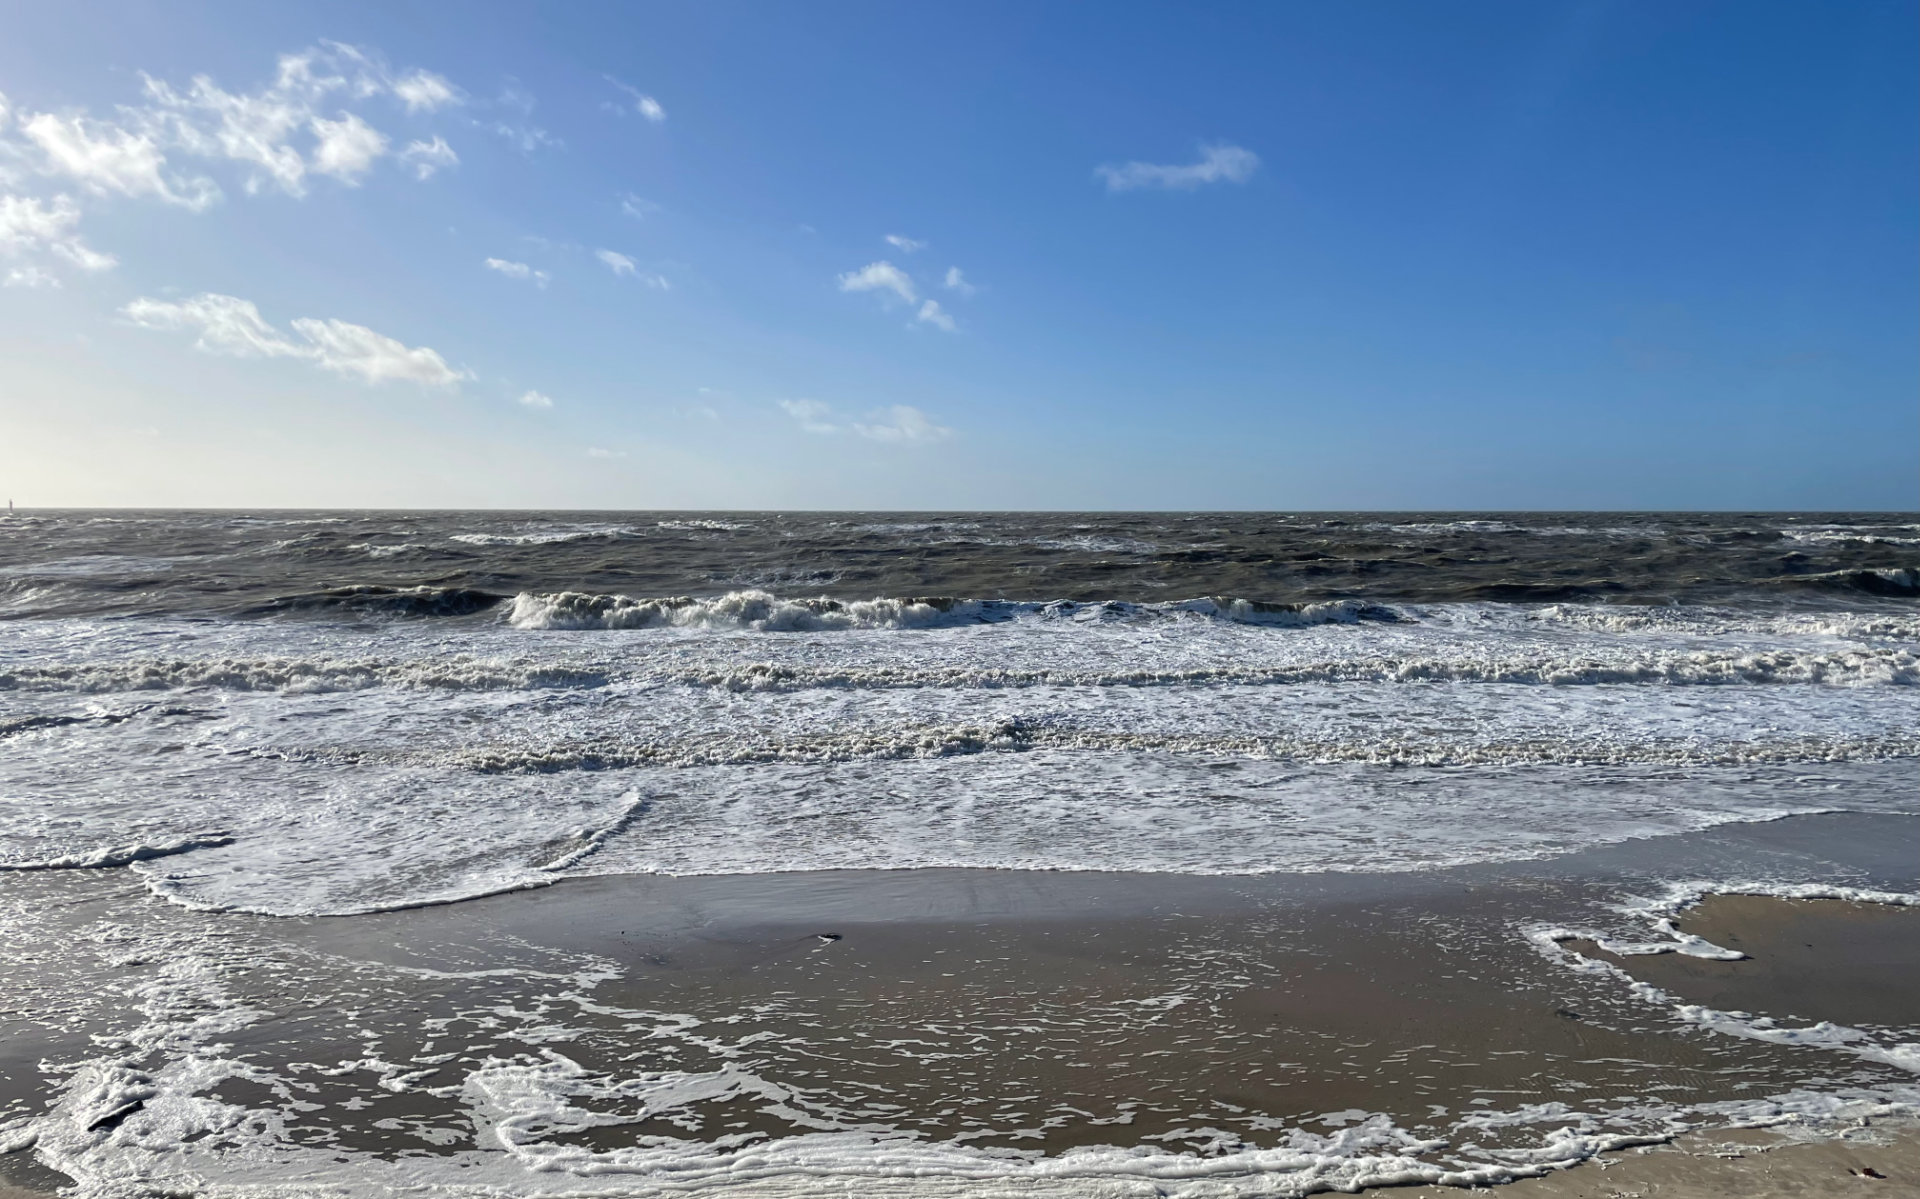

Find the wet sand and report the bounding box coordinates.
[1380,1124,1920,1196]
[1581,894,1920,1030]
[2,814,1916,1195]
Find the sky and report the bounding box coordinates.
[0,0,1914,510]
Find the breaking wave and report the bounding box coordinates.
[504,589,1404,631]
[1777,568,1920,598]
[0,832,235,871]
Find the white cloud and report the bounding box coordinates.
[854,404,952,443]
[141,72,312,196]
[619,193,660,219]
[915,299,956,333]
[777,398,839,434]
[10,43,462,204]
[1096,143,1259,192]
[518,390,554,409]
[392,71,460,113]
[586,447,627,459]
[487,120,559,152]
[52,239,116,272]
[123,291,465,387]
[606,78,666,123]
[777,398,953,442]
[0,192,116,273]
[942,266,976,296]
[399,136,457,179]
[597,250,665,287]
[20,112,217,209]
[5,265,59,288]
[596,248,637,276]
[884,234,925,253]
[123,292,304,358]
[837,259,916,304]
[288,316,464,385]
[309,112,388,183]
[485,257,549,287]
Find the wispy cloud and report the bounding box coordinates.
[484,82,557,152]
[597,248,669,289]
[5,42,463,207]
[399,136,458,179]
[619,192,660,219]
[1096,143,1259,191]
[17,111,218,209]
[586,446,627,459]
[855,404,952,443]
[838,260,958,331]
[605,78,666,123]
[5,265,60,288]
[838,259,917,304]
[391,70,461,113]
[884,234,926,253]
[942,266,975,296]
[484,257,549,287]
[309,113,388,184]
[518,390,554,409]
[777,398,952,442]
[777,398,839,434]
[123,292,466,387]
[0,193,117,277]
[915,299,956,332]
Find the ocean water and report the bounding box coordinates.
[2,510,1917,1196]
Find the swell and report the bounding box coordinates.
[1775,568,1920,598]
[239,584,510,618]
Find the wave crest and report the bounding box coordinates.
[504,590,1405,632]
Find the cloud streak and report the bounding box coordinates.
[777,398,952,442]
[596,248,636,276]
[485,257,549,287]
[123,292,466,387]
[1096,143,1259,191]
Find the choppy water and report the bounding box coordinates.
[3,509,1916,913]
[2,509,1917,1197]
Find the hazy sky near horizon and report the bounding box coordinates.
[1,1,1914,510]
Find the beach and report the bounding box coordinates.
[2,510,1916,1195]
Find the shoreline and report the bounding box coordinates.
[3,813,1916,1196]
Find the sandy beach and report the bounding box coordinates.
[4,812,1915,1195]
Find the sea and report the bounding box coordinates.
[1,509,1916,1197]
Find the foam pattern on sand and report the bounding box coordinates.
[1528,882,1920,1076]
[4,871,1917,1199]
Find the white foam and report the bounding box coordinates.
[1528,883,1920,1076]
[507,589,989,631]
[450,524,636,546]
[2,601,1916,915]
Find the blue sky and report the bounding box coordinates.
[1,0,1913,509]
